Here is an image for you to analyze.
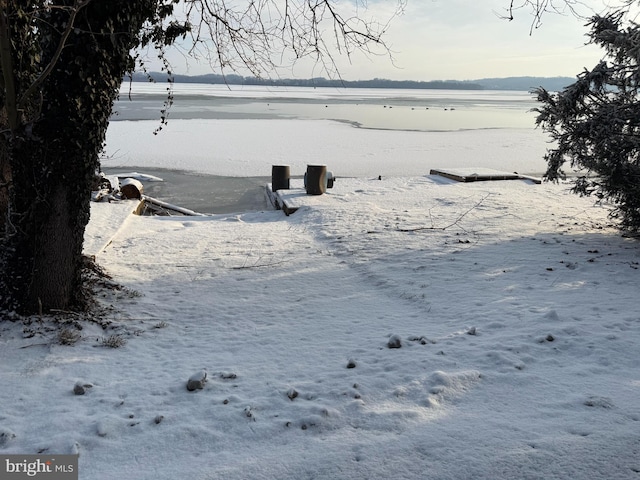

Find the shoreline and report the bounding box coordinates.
[101,167,551,215]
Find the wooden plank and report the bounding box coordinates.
[515,174,543,184]
[138,195,207,216]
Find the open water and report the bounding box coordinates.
[107,83,541,213]
[102,168,271,214]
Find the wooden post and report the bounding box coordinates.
[305,164,327,195]
[272,165,290,191]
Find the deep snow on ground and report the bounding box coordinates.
[1,114,640,479]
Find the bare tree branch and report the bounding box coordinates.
[496,0,590,34]
[181,0,406,79]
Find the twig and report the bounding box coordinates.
[49,309,82,316]
[397,194,490,233]
[231,259,287,270]
[19,343,49,349]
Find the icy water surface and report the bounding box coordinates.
[113,83,538,131]
[103,168,270,214]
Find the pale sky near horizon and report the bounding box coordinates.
[155,0,627,82]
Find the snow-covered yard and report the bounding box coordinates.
[1,166,639,479]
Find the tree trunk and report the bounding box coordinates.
[0,0,158,314]
[28,186,79,311]
[2,173,85,313]
[1,109,95,313]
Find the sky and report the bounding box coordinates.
[148,0,629,82]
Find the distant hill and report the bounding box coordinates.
[128,72,574,92]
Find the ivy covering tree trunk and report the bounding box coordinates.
[0,0,165,313]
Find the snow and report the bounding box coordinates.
[2,114,640,479]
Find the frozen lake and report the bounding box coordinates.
[105,83,548,213]
[113,83,539,131]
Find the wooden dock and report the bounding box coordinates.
[430,168,541,184]
[265,178,336,215]
[265,183,306,215]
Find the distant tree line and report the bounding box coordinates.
[128,72,574,92]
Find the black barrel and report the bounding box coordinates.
[305,164,327,195]
[272,165,290,191]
